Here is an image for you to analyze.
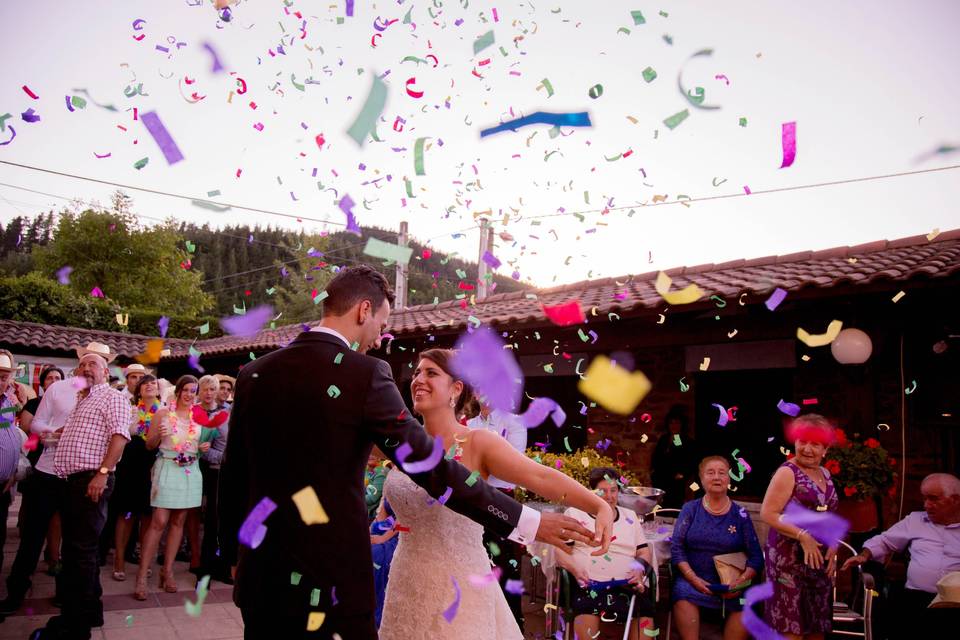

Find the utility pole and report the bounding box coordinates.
[395,221,409,309]
[476,218,493,300]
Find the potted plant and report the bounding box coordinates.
[823,429,897,532]
[513,447,633,504]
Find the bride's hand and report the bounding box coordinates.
[589,501,614,557]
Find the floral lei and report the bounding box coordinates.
[167,405,200,455]
[135,399,161,439]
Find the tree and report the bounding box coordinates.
[32,204,214,317]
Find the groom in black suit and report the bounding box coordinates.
[221,265,603,639]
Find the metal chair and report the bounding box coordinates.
[832,540,876,640]
[556,558,658,640]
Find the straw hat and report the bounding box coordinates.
[124,363,150,378]
[929,572,960,608]
[218,374,236,387]
[0,353,14,372]
[75,341,117,364]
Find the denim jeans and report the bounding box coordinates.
[5,471,65,602]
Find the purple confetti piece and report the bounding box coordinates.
[452,327,523,412]
[504,579,524,595]
[65,96,74,112]
[0,126,16,146]
[519,397,567,428]
[238,497,277,549]
[711,403,729,426]
[742,583,784,640]
[141,111,185,165]
[202,42,225,73]
[56,266,73,284]
[158,316,170,338]
[765,287,787,311]
[345,0,354,16]
[777,399,801,417]
[442,577,461,623]
[396,438,445,474]
[339,194,361,235]
[156,45,170,53]
[220,305,274,338]
[21,108,41,123]
[481,250,501,269]
[782,502,850,547]
[187,353,205,373]
[587,330,598,343]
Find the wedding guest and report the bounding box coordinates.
[671,456,763,640]
[133,375,210,600]
[217,375,235,408]
[365,448,389,521]
[0,350,29,578]
[556,467,655,640]
[760,414,839,640]
[110,375,159,582]
[120,364,149,402]
[652,407,697,509]
[370,498,399,628]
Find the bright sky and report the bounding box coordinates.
[1,0,958,289]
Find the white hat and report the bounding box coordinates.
[930,572,960,608]
[75,341,117,364]
[0,353,14,372]
[124,363,150,377]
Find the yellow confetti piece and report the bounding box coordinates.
[640,434,649,443]
[801,354,811,362]
[892,291,906,303]
[577,355,651,415]
[292,486,330,525]
[655,271,703,305]
[699,356,711,371]
[796,319,843,347]
[927,228,941,241]
[135,339,164,365]
[115,313,129,327]
[543,603,557,613]
[306,612,326,631]
[689,482,700,492]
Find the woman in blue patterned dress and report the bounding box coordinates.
[671,456,764,639]
[760,414,840,639]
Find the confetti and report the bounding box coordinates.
[21,108,41,123]
[135,339,164,365]
[346,74,387,146]
[56,266,73,284]
[776,399,801,417]
[405,77,424,98]
[578,355,651,415]
[362,237,414,265]
[662,109,689,130]
[414,137,429,175]
[442,578,461,623]
[185,575,211,617]
[631,10,646,25]
[642,67,657,83]
[765,287,788,311]
[782,502,849,547]
[221,305,273,338]
[292,486,330,525]
[480,111,591,137]
[742,583,782,640]
[678,49,721,110]
[712,404,729,427]
[157,316,170,338]
[396,438,445,474]
[238,497,277,549]
[541,299,584,326]
[452,327,523,412]
[588,84,604,99]
[473,30,495,54]
[796,320,843,347]
[655,271,703,305]
[327,385,341,398]
[892,291,906,303]
[518,397,566,428]
[306,612,326,631]
[780,121,797,168]
[339,194,361,235]
[140,111,184,165]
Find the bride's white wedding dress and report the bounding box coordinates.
[378,469,524,639]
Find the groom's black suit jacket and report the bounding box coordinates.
[220,331,524,619]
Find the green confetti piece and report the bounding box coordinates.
[643,627,660,637]
[125,615,134,627]
[310,588,321,607]
[588,84,604,99]
[414,137,428,176]
[617,27,631,35]
[739,117,748,127]
[663,109,689,130]
[673,434,682,446]
[249,352,256,360]
[456,268,467,279]
[578,329,590,342]
[465,470,481,486]
[266,287,276,295]
[642,66,658,83]
[659,10,669,17]
[531,555,540,566]
[0,113,11,131]
[488,541,501,557]
[346,74,387,146]
[290,73,305,91]
[687,87,706,105]
[404,176,416,198]
[327,385,341,398]
[185,240,196,253]
[445,443,458,460]
[291,571,303,585]
[185,575,211,617]
[334,353,344,364]
[199,322,210,335]
[631,10,646,25]
[133,157,149,170]
[71,96,87,109]
[564,436,572,452]
[543,364,554,374]
[473,30,495,54]
[350,341,360,351]
[498,45,509,57]
[539,78,554,97]
[206,190,221,197]
[363,237,414,265]
[467,315,481,328]
[663,34,673,45]
[313,290,329,305]
[189,345,201,357]
[432,296,439,305]
[233,304,246,315]
[679,376,689,392]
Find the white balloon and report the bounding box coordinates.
[831,328,873,364]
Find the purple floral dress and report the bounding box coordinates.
[764,461,839,635]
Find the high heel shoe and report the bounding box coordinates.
[159,568,178,593]
[133,575,148,601]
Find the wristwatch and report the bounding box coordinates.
[98,466,109,475]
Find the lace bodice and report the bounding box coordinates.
[378,469,523,639]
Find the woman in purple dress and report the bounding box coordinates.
[760,414,840,639]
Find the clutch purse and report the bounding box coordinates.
[713,552,748,587]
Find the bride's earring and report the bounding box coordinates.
[449,396,456,408]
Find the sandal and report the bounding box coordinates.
[133,575,148,601]
[159,568,178,593]
[112,570,126,582]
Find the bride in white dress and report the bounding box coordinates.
[379,348,613,639]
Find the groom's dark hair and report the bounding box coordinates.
[323,265,395,316]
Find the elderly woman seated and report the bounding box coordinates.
[671,456,764,640]
[555,467,655,640]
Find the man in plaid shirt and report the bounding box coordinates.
[32,344,131,640]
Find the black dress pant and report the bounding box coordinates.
[0,488,11,577]
[199,462,223,573]
[241,606,377,640]
[5,471,65,603]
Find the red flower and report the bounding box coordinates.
[824,459,841,474]
[888,457,897,466]
[887,486,898,499]
[864,438,881,449]
[834,429,849,447]
[844,486,858,497]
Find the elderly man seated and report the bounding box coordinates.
[843,473,960,628]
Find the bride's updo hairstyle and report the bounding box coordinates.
[417,349,475,415]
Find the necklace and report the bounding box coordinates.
[703,495,731,515]
[135,399,160,438]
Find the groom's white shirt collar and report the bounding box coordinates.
[311,325,350,347]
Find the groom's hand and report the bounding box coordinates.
[535,512,599,554]
[588,502,614,557]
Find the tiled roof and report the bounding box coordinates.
[3,229,958,360]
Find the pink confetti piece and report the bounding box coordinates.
[220,305,274,337]
[141,111,184,165]
[22,85,39,99]
[56,266,73,284]
[238,497,277,549]
[90,286,105,298]
[339,194,361,235]
[743,185,752,195]
[714,74,730,85]
[395,438,445,474]
[518,397,566,428]
[442,578,461,623]
[468,569,502,587]
[776,399,801,417]
[765,287,787,311]
[782,502,850,548]
[452,327,523,412]
[542,299,585,326]
[779,121,797,168]
[94,152,112,159]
